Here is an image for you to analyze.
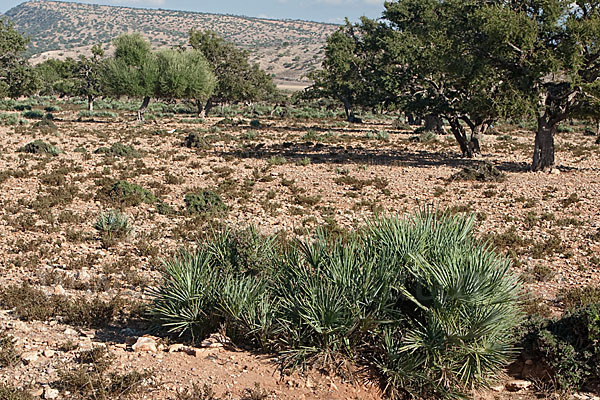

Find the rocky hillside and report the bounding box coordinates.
[3,0,337,84]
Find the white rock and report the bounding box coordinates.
[53,285,66,296]
[43,349,55,358]
[550,168,561,175]
[168,343,184,353]
[131,337,157,353]
[63,328,77,336]
[43,387,59,399]
[22,351,39,364]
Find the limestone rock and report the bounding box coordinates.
[131,337,157,353]
[43,387,59,399]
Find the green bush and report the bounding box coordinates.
[22,110,45,119]
[18,140,60,156]
[184,190,226,215]
[184,132,209,149]
[96,180,156,207]
[518,304,600,391]
[94,210,132,245]
[0,384,33,400]
[94,143,139,157]
[0,113,20,126]
[150,211,522,398]
[409,130,437,143]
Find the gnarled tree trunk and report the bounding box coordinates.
[87,94,94,112]
[137,96,150,122]
[448,117,473,157]
[532,115,557,171]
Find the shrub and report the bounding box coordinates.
[184,190,226,215]
[451,162,506,182]
[250,119,262,128]
[94,143,139,157]
[58,346,148,399]
[518,304,600,391]
[18,140,60,156]
[596,135,600,145]
[0,332,20,368]
[409,130,437,143]
[44,105,61,112]
[94,210,132,245]
[22,110,45,119]
[184,132,209,149]
[96,180,156,207]
[150,211,522,398]
[32,117,58,132]
[0,385,33,400]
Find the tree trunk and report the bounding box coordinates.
[424,114,445,134]
[596,119,600,137]
[202,99,213,118]
[343,99,356,123]
[87,94,94,112]
[532,115,557,171]
[470,123,488,155]
[449,117,473,157]
[137,96,150,122]
[196,99,204,118]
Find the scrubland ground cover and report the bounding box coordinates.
[0,98,599,399]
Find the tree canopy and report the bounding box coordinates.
[0,17,37,98]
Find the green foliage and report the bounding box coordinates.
[0,17,37,98]
[94,209,132,245]
[96,180,156,207]
[189,30,278,111]
[22,110,45,119]
[94,143,139,157]
[184,190,226,215]
[18,140,60,156]
[0,332,20,368]
[150,211,522,398]
[519,304,600,391]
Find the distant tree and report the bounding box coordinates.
[381,0,527,156]
[468,0,600,171]
[103,33,158,121]
[155,48,216,110]
[77,44,105,111]
[35,58,79,97]
[0,17,37,98]
[189,30,277,116]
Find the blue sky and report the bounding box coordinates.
[0,0,386,23]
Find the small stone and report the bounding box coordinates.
[329,382,338,391]
[131,337,157,353]
[550,168,561,175]
[63,328,77,336]
[22,351,39,364]
[43,349,55,358]
[168,344,184,353]
[43,387,59,399]
[506,379,532,392]
[305,377,314,388]
[30,388,44,397]
[490,384,504,392]
[53,285,66,296]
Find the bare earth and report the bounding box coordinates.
[0,106,599,399]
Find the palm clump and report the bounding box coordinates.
[150,210,522,398]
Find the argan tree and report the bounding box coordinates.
[469,0,600,170]
[155,48,216,110]
[189,30,277,116]
[381,0,527,156]
[0,17,37,98]
[103,33,158,121]
[78,44,105,111]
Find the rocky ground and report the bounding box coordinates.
[0,106,599,399]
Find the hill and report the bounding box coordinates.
[3,0,338,86]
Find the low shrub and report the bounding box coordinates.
[184,132,209,149]
[518,304,600,392]
[184,190,226,215]
[451,162,506,182]
[150,210,522,398]
[94,210,132,246]
[32,117,58,132]
[18,140,60,156]
[96,180,156,207]
[0,332,20,368]
[0,384,33,400]
[94,143,139,157]
[410,129,437,143]
[22,110,45,119]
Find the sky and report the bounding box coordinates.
[0,0,386,24]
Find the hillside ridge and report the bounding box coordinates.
[3,0,337,84]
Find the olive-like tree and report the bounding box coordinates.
[0,17,37,98]
[189,30,277,116]
[103,33,158,121]
[469,0,600,170]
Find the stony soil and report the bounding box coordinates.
[0,106,599,399]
